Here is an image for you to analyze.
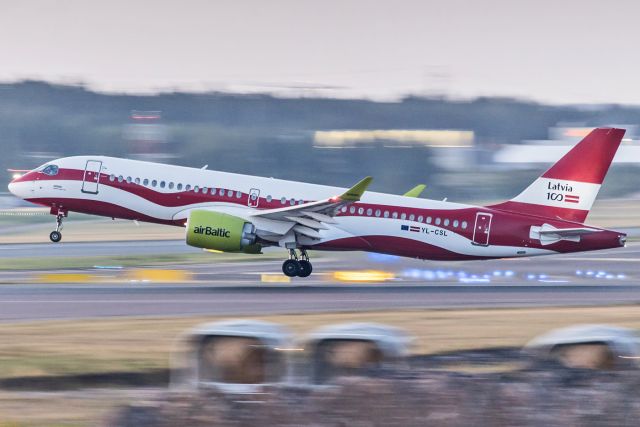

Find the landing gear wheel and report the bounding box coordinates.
[50,211,65,243]
[282,259,301,277]
[297,260,313,277]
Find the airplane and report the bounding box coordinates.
[7,127,627,278]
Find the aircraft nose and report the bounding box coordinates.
[7,180,17,195]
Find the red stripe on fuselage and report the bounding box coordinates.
[26,197,183,226]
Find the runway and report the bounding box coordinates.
[0,241,638,321]
[0,283,639,321]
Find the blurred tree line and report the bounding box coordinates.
[2,80,639,200]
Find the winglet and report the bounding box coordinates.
[403,184,426,198]
[340,176,373,201]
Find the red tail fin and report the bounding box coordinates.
[491,127,625,223]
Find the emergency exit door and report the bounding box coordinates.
[81,160,102,194]
[472,212,492,246]
[248,188,260,208]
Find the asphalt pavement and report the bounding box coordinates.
[0,241,638,321]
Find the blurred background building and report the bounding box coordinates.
[3,81,640,204]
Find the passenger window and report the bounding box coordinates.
[435,218,441,225]
[392,212,398,219]
[267,195,273,202]
[177,183,183,190]
[281,197,286,204]
[453,220,459,228]
[375,209,381,217]
[358,207,364,215]
[185,184,191,191]
[126,176,132,183]
[409,214,415,221]
[341,206,347,212]
[384,211,390,218]
[462,221,468,229]
[400,213,407,220]
[118,175,124,183]
[135,177,140,185]
[168,182,174,189]
[151,180,157,187]
[109,174,115,182]
[290,198,295,206]
[143,178,149,186]
[418,215,423,222]
[366,208,373,216]
[426,216,432,224]
[237,191,242,199]
[194,186,199,192]
[210,188,216,195]
[349,206,356,214]
[160,181,166,188]
[444,219,450,226]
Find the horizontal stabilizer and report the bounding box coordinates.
[530,223,601,245]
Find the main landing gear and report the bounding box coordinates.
[49,212,65,243]
[282,249,313,278]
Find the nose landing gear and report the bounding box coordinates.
[282,249,313,278]
[49,211,65,243]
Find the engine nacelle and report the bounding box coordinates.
[186,210,258,253]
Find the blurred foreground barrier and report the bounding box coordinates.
[172,320,292,393]
[125,269,192,283]
[525,324,640,370]
[302,323,411,385]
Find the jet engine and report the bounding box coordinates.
[186,210,259,253]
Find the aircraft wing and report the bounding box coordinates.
[249,176,372,239]
[403,184,426,197]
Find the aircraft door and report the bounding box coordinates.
[81,160,102,194]
[472,212,492,246]
[248,188,260,208]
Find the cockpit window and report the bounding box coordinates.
[41,165,59,176]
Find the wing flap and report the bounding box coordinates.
[249,176,372,245]
[250,176,372,222]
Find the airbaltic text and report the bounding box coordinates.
[193,226,231,238]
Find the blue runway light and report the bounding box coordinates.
[423,270,435,280]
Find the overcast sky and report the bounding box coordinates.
[1,0,638,104]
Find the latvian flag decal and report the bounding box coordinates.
[564,194,580,204]
[401,225,420,232]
